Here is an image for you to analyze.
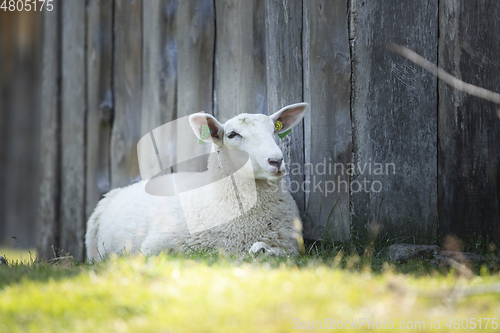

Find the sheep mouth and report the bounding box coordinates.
[271,170,286,177]
[267,173,286,182]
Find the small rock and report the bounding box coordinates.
[385,244,439,262]
[0,256,6,265]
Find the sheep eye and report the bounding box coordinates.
[227,131,241,139]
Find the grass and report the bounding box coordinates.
[1,245,500,332]
[0,247,37,265]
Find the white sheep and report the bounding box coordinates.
[85,103,308,261]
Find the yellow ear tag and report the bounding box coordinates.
[275,121,283,131]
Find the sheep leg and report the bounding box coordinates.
[249,242,275,256]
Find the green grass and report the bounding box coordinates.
[0,247,37,265]
[1,246,500,333]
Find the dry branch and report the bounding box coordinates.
[387,42,500,109]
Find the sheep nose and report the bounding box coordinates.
[268,158,283,168]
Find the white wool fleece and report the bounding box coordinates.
[85,103,308,261]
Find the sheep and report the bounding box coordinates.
[85,103,309,261]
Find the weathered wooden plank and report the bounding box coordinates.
[213,0,267,119]
[36,7,60,257]
[302,0,311,234]
[302,0,351,240]
[350,0,438,243]
[265,0,305,217]
[215,0,254,121]
[60,0,87,261]
[140,0,178,177]
[176,0,214,169]
[1,11,42,248]
[141,0,177,134]
[34,8,60,257]
[0,10,14,246]
[86,0,113,222]
[253,0,267,115]
[438,0,500,241]
[177,0,214,117]
[0,11,5,246]
[111,0,142,187]
[37,4,62,259]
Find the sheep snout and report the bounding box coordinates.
[268,158,283,169]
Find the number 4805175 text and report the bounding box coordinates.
[1,0,54,11]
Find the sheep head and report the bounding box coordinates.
[189,103,308,181]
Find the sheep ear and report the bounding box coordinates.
[269,103,308,134]
[189,113,224,145]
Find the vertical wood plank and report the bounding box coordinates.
[86,0,113,221]
[60,0,87,261]
[351,0,438,243]
[0,11,5,245]
[140,0,178,177]
[214,0,267,120]
[302,0,351,240]
[176,0,214,169]
[302,0,311,227]
[253,0,267,115]
[37,3,61,259]
[0,11,42,247]
[438,0,500,241]
[141,0,177,135]
[265,0,305,216]
[177,0,214,117]
[0,11,43,248]
[215,0,254,121]
[111,0,142,187]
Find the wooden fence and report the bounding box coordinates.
[5,0,496,261]
[0,10,42,248]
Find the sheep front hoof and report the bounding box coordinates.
[250,242,275,256]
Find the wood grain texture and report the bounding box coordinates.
[176,0,214,170]
[177,0,214,117]
[214,0,267,120]
[0,11,41,247]
[86,0,113,222]
[351,0,438,243]
[111,0,142,188]
[265,0,305,217]
[0,11,5,246]
[215,0,254,121]
[60,0,87,261]
[302,0,351,240]
[0,11,43,248]
[253,0,267,115]
[37,4,61,259]
[438,0,500,240]
[141,0,177,134]
[140,0,178,178]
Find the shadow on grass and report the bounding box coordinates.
[2,232,499,291]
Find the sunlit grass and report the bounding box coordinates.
[0,247,36,265]
[1,249,500,332]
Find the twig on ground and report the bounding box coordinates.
[48,256,74,263]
